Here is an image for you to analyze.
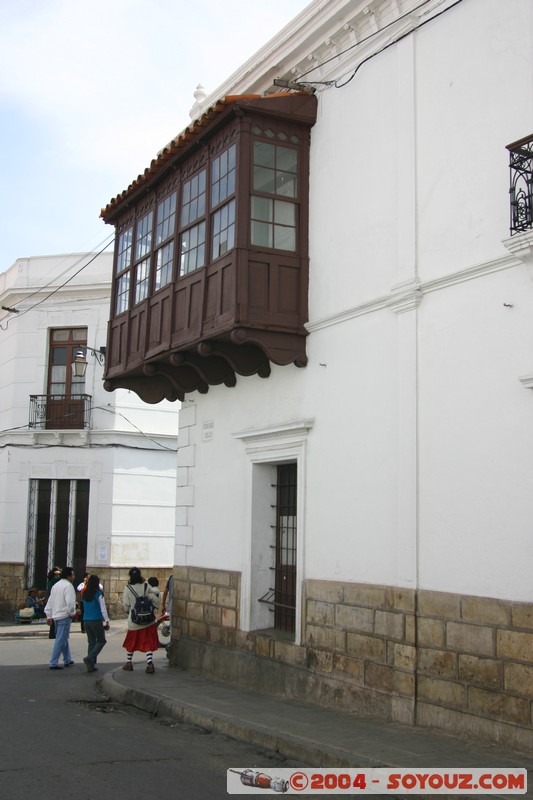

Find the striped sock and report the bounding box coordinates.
[146,652,153,664]
[126,651,133,662]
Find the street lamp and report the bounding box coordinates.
[72,347,106,378]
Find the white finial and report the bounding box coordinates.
[189,84,208,120]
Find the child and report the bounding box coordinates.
[147,577,161,602]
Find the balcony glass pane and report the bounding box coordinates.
[251,196,273,222]
[276,172,297,198]
[156,192,177,244]
[134,258,150,304]
[155,242,174,290]
[274,200,295,225]
[117,227,132,271]
[251,221,273,248]
[254,141,275,168]
[135,211,153,260]
[115,273,130,314]
[253,166,275,194]
[181,170,206,226]
[180,221,206,275]
[277,146,297,173]
[212,199,235,259]
[274,225,296,251]
[212,144,236,208]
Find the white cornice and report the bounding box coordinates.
[197,0,463,115]
[502,229,533,277]
[306,251,522,333]
[233,419,314,444]
[233,419,314,463]
[0,429,177,450]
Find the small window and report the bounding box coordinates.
[251,197,296,251]
[212,145,236,207]
[180,221,206,275]
[179,170,207,276]
[181,170,206,227]
[134,259,150,304]
[251,141,298,252]
[115,272,130,315]
[155,241,174,290]
[152,193,177,289]
[156,193,177,244]
[115,227,133,314]
[116,227,133,271]
[135,211,153,260]
[212,199,235,259]
[253,142,297,198]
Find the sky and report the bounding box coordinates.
[0,0,311,274]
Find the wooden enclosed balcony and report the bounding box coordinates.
[101,93,317,404]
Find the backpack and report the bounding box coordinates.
[128,583,155,625]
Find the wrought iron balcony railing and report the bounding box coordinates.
[29,394,92,430]
[507,135,533,235]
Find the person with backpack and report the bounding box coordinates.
[121,567,160,673]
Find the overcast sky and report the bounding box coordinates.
[0,0,310,273]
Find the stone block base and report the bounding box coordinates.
[171,567,533,752]
[0,562,172,621]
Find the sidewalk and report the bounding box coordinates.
[100,655,533,797]
[2,618,531,795]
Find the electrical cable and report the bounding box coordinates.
[293,0,464,89]
[296,0,434,83]
[92,406,178,451]
[0,406,177,452]
[5,232,114,310]
[1,234,115,330]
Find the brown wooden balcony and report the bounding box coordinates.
[101,93,317,404]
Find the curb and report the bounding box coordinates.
[0,625,49,637]
[100,669,361,768]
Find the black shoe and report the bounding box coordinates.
[49,665,63,670]
[64,661,75,667]
[83,657,96,673]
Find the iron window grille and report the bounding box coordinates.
[507,135,533,235]
[258,462,297,633]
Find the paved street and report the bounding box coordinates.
[0,624,299,800]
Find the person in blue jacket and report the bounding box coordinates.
[82,574,110,673]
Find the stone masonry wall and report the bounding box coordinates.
[415,588,533,752]
[173,569,533,751]
[0,562,27,620]
[0,562,172,621]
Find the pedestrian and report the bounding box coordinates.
[77,572,90,633]
[46,566,62,639]
[44,566,76,670]
[147,576,161,602]
[82,574,110,673]
[121,567,160,674]
[24,587,46,618]
[46,566,61,598]
[162,573,173,618]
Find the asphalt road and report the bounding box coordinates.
[0,625,299,800]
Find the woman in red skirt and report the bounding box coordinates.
[122,567,161,673]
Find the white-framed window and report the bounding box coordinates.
[233,419,313,643]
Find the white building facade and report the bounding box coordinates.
[101,0,533,748]
[0,252,179,617]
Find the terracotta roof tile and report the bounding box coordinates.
[100,93,283,221]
